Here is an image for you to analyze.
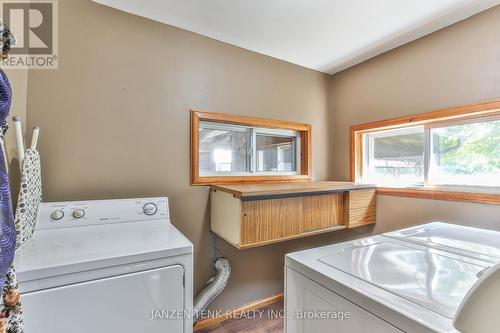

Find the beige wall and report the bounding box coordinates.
[331,6,500,233]
[25,0,500,311]
[25,0,339,310]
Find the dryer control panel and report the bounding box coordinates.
[37,197,169,230]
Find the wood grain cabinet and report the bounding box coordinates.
[211,182,376,249]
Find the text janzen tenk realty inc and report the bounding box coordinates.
[150,309,352,321]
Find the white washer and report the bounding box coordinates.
[15,197,193,333]
[285,222,500,333]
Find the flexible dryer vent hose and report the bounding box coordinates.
[193,257,231,323]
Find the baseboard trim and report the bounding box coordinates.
[193,293,284,331]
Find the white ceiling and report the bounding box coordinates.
[93,0,500,74]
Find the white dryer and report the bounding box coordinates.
[285,222,500,333]
[15,197,193,333]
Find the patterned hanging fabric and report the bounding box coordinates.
[0,68,18,333]
[1,267,22,333]
[0,22,23,333]
[0,147,43,333]
[0,69,15,291]
[14,149,42,248]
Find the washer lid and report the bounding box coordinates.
[14,220,193,282]
[318,241,487,319]
[384,222,500,262]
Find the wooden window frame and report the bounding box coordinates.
[191,110,312,185]
[350,100,500,205]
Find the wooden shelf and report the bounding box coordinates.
[212,181,375,199]
[211,182,376,249]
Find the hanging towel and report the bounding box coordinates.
[1,266,22,333]
[0,148,40,333]
[0,26,23,333]
[0,67,18,333]
[14,148,41,248]
[0,68,16,291]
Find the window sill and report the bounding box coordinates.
[376,186,500,205]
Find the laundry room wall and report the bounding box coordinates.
[26,0,500,312]
[25,0,340,310]
[330,5,500,231]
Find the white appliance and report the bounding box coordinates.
[285,222,500,333]
[14,197,193,333]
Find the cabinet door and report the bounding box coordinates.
[241,193,345,247]
[285,267,402,333]
[348,189,376,228]
[22,265,185,333]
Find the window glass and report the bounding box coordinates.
[364,127,424,185]
[429,119,500,186]
[256,134,296,172]
[198,121,300,176]
[199,125,251,175]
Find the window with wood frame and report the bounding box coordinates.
[191,110,312,185]
[351,100,500,205]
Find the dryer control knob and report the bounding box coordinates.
[73,209,85,219]
[51,210,64,220]
[143,203,158,216]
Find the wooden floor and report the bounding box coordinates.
[197,301,284,333]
